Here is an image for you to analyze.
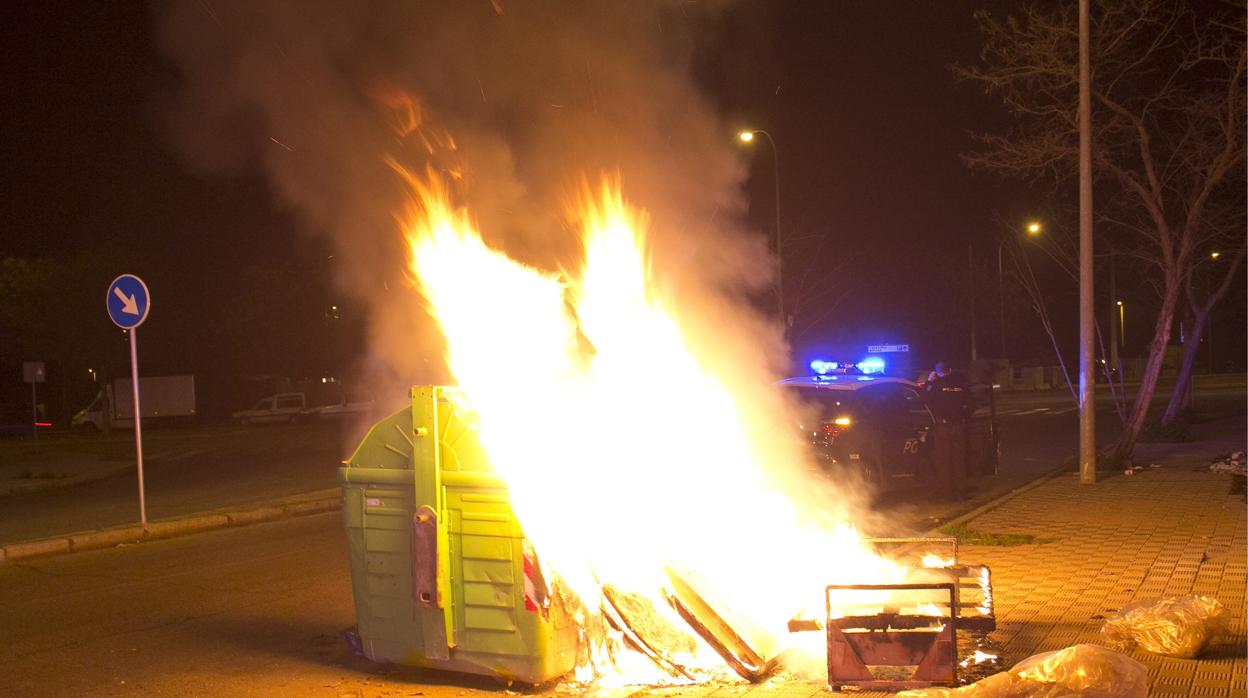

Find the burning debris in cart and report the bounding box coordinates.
[334,164,1002,690]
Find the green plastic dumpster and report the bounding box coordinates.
[339,386,579,684]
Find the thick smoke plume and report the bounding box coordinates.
[155,2,897,669]
[153,2,888,529]
[153,0,780,390]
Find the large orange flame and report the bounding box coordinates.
[400,166,906,682]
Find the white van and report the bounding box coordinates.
[232,393,306,425]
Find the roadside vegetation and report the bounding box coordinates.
[941,522,1053,546]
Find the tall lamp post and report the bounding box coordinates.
[1208,251,1221,370]
[1116,301,1125,350]
[997,221,1043,358]
[1077,0,1096,484]
[738,129,784,326]
[1113,252,1123,377]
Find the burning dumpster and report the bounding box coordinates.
[336,169,1002,689]
[339,385,579,684]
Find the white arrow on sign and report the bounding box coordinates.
[113,286,140,315]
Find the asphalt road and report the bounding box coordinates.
[992,377,1245,474]
[1,379,1242,546]
[1,383,1243,696]
[0,512,492,697]
[847,378,1245,533]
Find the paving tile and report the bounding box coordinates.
[676,469,1244,697]
[948,469,1246,697]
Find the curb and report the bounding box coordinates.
[0,491,341,563]
[924,457,1075,536]
[919,436,1247,542]
[889,457,1078,560]
[899,446,1203,556]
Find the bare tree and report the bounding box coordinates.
[782,228,857,344]
[1000,231,1078,403]
[1162,241,1245,421]
[956,0,1246,462]
[1000,212,1133,423]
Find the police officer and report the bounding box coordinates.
[925,361,971,501]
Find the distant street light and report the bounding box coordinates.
[1207,252,1223,368]
[1108,249,1119,374]
[997,221,1044,357]
[1117,301,1125,354]
[737,129,784,327]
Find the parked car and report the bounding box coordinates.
[300,391,375,421]
[780,372,998,489]
[233,393,306,425]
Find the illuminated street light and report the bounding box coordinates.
[997,221,1044,357]
[1117,301,1125,346]
[736,128,784,328]
[1206,252,1223,367]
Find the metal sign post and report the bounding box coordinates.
[106,275,152,525]
[22,361,45,452]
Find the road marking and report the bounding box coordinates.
[1051,407,1077,415]
[1013,408,1051,416]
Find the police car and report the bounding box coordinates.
[781,359,999,490]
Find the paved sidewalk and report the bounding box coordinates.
[959,466,1246,697]
[627,461,1245,697]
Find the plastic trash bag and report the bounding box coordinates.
[1100,595,1227,658]
[898,644,1147,698]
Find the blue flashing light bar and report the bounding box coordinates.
[810,359,840,375]
[856,356,886,374]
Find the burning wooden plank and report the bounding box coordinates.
[600,585,698,680]
[662,569,789,682]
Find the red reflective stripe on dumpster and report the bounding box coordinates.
[522,540,543,612]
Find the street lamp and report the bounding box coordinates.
[1116,300,1124,344]
[737,129,784,326]
[997,221,1043,357]
[1206,252,1223,368]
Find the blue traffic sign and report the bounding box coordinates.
[106,274,151,329]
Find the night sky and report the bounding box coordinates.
[2,1,1241,420]
[706,2,1026,351]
